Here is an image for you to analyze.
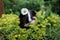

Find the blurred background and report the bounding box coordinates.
[4,0,60,15]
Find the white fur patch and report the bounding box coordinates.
[27,12,32,22]
[21,8,29,15]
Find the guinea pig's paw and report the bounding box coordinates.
[32,16,37,20]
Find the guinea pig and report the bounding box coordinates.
[19,8,37,29]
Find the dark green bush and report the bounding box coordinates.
[36,10,60,40]
[4,0,44,14]
[0,10,60,40]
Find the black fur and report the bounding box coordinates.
[19,10,36,29]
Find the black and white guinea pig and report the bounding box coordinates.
[19,8,37,29]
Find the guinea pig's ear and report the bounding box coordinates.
[21,8,29,15]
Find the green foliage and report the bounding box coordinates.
[0,14,46,40]
[45,13,60,40]
[36,10,60,40]
[0,11,60,40]
[0,14,20,40]
[3,0,60,40]
[4,0,44,14]
[44,0,60,15]
[4,0,60,15]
